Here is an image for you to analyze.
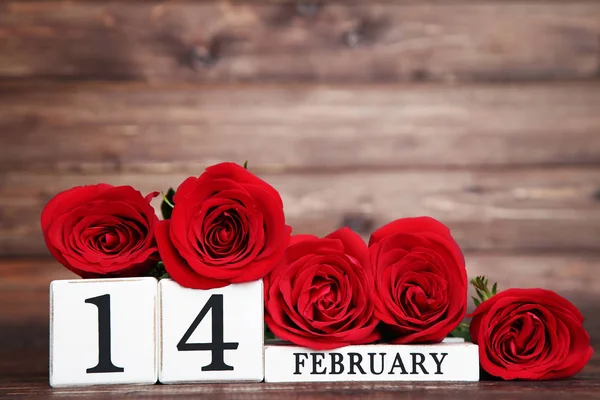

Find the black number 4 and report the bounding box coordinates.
[177,294,239,371]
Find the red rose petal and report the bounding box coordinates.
[326,227,370,273]
[156,220,228,289]
[41,184,113,236]
[369,217,452,247]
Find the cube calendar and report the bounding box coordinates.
[49,278,158,387]
[49,277,479,386]
[264,340,479,382]
[158,279,264,384]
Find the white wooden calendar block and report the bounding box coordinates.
[158,279,264,384]
[264,342,479,383]
[441,337,465,344]
[49,277,158,387]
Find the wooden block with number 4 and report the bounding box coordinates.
[49,278,158,387]
[158,279,264,383]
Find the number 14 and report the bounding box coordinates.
[86,293,239,374]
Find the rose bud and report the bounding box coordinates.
[156,162,291,289]
[264,228,380,350]
[470,288,593,380]
[368,217,467,343]
[41,184,159,278]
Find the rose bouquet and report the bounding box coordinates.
[41,161,592,381]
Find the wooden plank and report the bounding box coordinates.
[1,168,599,256]
[1,254,600,330]
[2,372,600,399]
[466,253,600,305]
[2,82,600,173]
[1,2,599,82]
[10,0,600,3]
[3,254,600,321]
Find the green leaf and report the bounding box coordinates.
[147,261,170,280]
[470,276,485,292]
[472,296,481,307]
[475,287,485,301]
[243,160,249,169]
[264,322,275,341]
[161,188,176,220]
[449,322,471,342]
[470,275,500,303]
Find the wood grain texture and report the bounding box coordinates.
[1,371,600,399]
[1,258,600,398]
[1,2,599,83]
[2,82,600,174]
[2,168,600,256]
[3,254,600,322]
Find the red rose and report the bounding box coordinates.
[156,162,290,289]
[264,228,380,350]
[41,185,159,278]
[368,217,467,343]
[470,288,593,380]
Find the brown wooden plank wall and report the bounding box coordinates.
[0,0,599,299]
[1,2,599,83]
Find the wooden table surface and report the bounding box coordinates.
[1,259,598,399]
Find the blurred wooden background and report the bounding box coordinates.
[0,1,600,341]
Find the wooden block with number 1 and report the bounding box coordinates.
[158,278,264,383]
[49,277,158,387]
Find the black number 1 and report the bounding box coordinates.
[177,294,239,371]
[85,294,124,374]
